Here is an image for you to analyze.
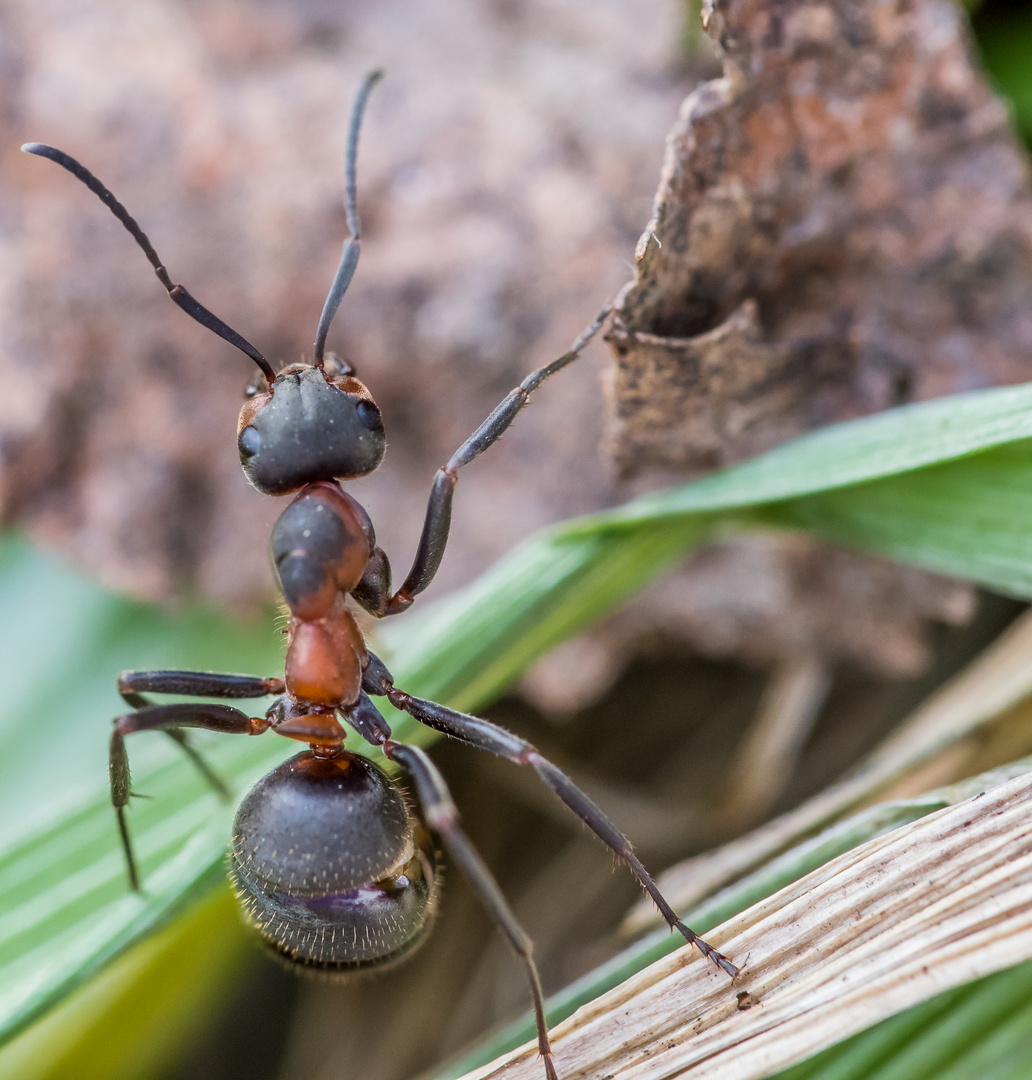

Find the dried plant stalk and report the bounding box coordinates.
[463,770,1032,1080]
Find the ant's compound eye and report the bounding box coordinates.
[231,751,438,972]
[356,400,382,430]
[238,425,261,458]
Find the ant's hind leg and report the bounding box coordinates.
[361,656,737,977]
[352,305,612,618]
[110,701,268,890]
[382,740,559,1080]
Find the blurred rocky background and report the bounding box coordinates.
[3,0,1032,1077]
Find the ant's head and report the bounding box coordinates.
[21,69,385,497]
[236,359,385,495]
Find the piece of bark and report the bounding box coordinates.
[604,299,802,474]
[559,0,1032,693]
[610,0,1032,474]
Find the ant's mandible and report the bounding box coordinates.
[24,71,737,1080]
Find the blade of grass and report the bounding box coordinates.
[775,441,1032,597]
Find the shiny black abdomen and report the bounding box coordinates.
[230,751,438,971]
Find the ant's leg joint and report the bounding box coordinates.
[344,693,393,748]
[361,651,395,696]
[384,591,414,615]
[423,802,459,832]
[386,687,411,710]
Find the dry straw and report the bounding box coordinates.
[462,770,1032,1080]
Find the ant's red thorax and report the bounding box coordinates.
[274,481,374,709]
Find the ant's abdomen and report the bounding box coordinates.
[230,750,438,971]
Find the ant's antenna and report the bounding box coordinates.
[313,69,384,367]
[21,142,276,383]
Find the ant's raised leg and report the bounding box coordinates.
[111,701,269,890]
[362,655,737,977]
[382,740,558,1080]
[352,305,612,619]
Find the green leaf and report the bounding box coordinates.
[0,889,250,1080]
[774,441,1032,597]
[567,380,1032,529]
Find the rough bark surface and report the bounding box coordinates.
[611,0,1032,473]
[577,0,1032,691]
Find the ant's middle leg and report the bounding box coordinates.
[352,304,612,618]
[362,654,738,977]
[118,670,285,700]
[111,695,271,890]
[118,670,285,797]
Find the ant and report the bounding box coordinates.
[24,71,737,1079]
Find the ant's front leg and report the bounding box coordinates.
[113,670,279,890]
[362,653,738,977]
[351,305,612,619]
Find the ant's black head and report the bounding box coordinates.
[237,363,385,495]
